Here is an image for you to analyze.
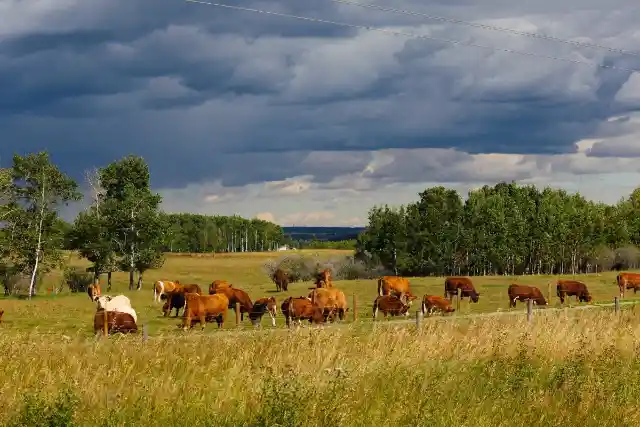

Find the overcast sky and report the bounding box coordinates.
[2,0,640,226]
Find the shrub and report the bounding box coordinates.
[263,254,389,283]
[63,266,94,293]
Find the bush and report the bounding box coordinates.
[63,267,94,293]
[263,254,388,282]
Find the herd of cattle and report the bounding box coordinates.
[78,270,640,334]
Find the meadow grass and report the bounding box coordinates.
[2,250,640,425]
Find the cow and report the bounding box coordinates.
[249,297,278,327]
[308,287,349,321]
[281,296,331,327]
[208,280,232,295]
[182,293,229,330]
[372,294,411,319]
[444,277,480,303]
[556,279,593,304]
[377,276,418,305]
[94,309,138,335]
[153,280,180,303]
[271,268,289,292]
[161,292,186,317]
[180,283,202,295]
[95,295,137,324]
[87,283,102,301]
[162,283,201,317]
[507,284,548,308]
[209,285,253,321]
[616,272,640,297]
[314,269,333,288]
[422,295,455,316]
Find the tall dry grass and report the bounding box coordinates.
[2,309,640,426]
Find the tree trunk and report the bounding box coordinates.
[107,271,112,292]
[28,172,47,299]
[137,271,143,290]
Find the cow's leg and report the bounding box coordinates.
[269,311,276,327]
[183,309,191,331]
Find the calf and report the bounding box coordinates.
[87,283,102,301]
[161,292,186,317]
[373,294,411,319]
[249,297,278,327]
[182,293,229,330]
[422,295,455,316]
[94,310,138,335]
[271,268,289,292]
[508,284,548,308]
[209,285,253,321]
[444,277,480,303]
[281,297,330,327]
[556,279,592,304]
[616,272,640,298]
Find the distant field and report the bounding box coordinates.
[0,248,637,336]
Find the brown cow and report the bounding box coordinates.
[209,285,253,321]
[314,269,333,288]
[422,295,455,316]
[208,280,232,295]
[153,280,180,303]
[372,294,411,318]
[616,272,640,297]
[556,279,592,304]
[508,284,548,308]
[444,277,480,303]
[87,283,102,301]
[271,268,289,292]
[93,309,138,335]
[308,287,349,321]
[281,297,330,327]
[182,293,229,330]
[162,283,201,317]
[377,276,418,304]
[249,297,278,327]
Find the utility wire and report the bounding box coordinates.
[184,0,640,74]
[331,0,640,58]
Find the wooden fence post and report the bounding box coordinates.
[615,296,620,314]
[352,294,357,322]
[103,309,108,337]
[142,324,148,342]
[456,294,460,312]
[527,299,533,323]
[415,310,423,328]
[235,302,241,327]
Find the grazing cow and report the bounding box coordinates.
[210,285,253,321]
[314,269,333,288]
[271,268,289,292]
[208,280,232,295]
[161,292,186,317]
[308,287,349,321]
[507,284,548,308]
[281,296,330,327]
[95,295,137,324]
[93,309,138,335]
[87,283,102,301]
[616,272,640,297]
[182,293,229,330]
[372,294,411,318]
[422,295,455,316]
[556,279,593,304]
[444,277,480,303]
[249,297,278,327]
[153,280,180,303]
[377,276,418,304]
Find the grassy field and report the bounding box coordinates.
[2,249,640,425]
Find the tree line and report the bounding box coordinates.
[356,182,640,277]
[0,152,284,296]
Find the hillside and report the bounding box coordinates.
[282,226,365,241]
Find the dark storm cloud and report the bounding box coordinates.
[1,0,640,189]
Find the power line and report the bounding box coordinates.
[331,0,640,58]
[184,0,640,74]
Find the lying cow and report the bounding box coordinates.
[209,284,253,321]
[153,280,180,303]
[87,283,102,301]
[507,284,548,308]
[556,279,592,304]
[421,295,455,316]
[373,294,411,319]
[182,293,229,330]
[308,287,349,321]
[249,297,278,327]
[93,309,138,335]
[95,295,137,324]
[444,277,480,303]
[161,292,185,317]
[281,296,330,327]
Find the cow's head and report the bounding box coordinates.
[535,296,548,306]
[581,293,593,303]
[94,295,112,309]
[471,291,480,303]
